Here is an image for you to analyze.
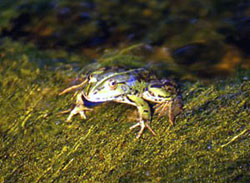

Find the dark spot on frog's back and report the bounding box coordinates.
[95,86,104,93]
[148,91,155,97]
[155,98,162,102]
[133,90,139,95]
[161,79,174,87]
[151,84,163,88]
[158,94,165,98]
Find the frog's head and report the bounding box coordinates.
[87,75,130,102]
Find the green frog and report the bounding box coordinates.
[59,67,182,138]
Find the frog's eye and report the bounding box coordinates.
[108,79,117,90]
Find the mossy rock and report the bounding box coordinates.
[0,41,249,183]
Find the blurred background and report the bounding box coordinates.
[0,0,249,79]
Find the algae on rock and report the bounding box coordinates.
[0,40,249,183]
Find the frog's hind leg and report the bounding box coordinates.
[142,83,179,126]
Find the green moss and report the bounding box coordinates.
[0,41,249,183]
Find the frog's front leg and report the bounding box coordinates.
[126,95,156,138]
[65,92,92,122]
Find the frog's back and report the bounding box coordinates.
[109,68,154,85]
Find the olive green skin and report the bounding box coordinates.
[60,68,182,138]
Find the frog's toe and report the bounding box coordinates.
[130,121,156,138]
[65,105,92,122]
[145,122,156,136]
[154,101,175,125]
[79,111,87,119]
[66,113,74,122]
[129,121,144,138]
[66,109,79,122]
[135,121,145,139]
[154,102,169,117]
[129,122,140,130]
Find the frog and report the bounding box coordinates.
[59,67,182,138]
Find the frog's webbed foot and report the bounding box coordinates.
[60,104,93,122]
[154,97,183,125]
[66,104,93,122]
[59,79,93,121]
[130,120,156,139]
[59,91,93,122]
[154,101,174,125]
